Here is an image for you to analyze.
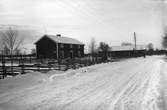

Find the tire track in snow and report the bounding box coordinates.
[108,60,155,110]
[48,59,157,110]
[29,59,146,110]
[141,60,162,110]
[157,60,167,110]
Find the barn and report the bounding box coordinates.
[35,34,84,59]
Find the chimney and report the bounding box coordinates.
[56,34,61,37]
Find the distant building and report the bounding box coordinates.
[111,45,147,51]
[35,34,84,59]
[108,45,147,58]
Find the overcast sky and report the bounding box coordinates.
[0,0,167,52]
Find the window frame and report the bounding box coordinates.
[78,45,81,49]
[60,50,64,59]
[70,44,73,48]
[78,51,81,57]
[60,43,64,48]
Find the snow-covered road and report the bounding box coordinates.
[0,56,167,110]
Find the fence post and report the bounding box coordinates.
[39,59,41,72]
[84,59,86,67]
[65,60,69,71]
[19,55,21,64]
[87,57,89,66]
[21,55,25,74]
[58,59,61,70]
[11,54,13,76]
[29,55,31,64]
[2,55,6,79]
[89,56,91,66]
[48,62,52,71]
[72,59,76,69]
[79,58,82,67]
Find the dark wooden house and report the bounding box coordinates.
[35,34,84,59]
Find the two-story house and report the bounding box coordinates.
[35,34,84,59]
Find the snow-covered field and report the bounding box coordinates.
[0,56,167,110]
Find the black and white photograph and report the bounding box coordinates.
[0,0,167,110]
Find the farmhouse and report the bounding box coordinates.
[35,34,84,59]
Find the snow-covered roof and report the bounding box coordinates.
[35,34,84,45]
[110,45,146,51]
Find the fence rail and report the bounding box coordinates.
[0,50,166,79]
[0,56,106,79]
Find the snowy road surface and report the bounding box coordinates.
[0,56,167,110]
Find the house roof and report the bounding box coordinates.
[35,34,84,45]
[110,45,146,51]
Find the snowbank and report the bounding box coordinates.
[0,72,49,94]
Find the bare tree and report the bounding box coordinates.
[89,37,97,56]
[0,27,24,55]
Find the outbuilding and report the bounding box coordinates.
[109,45,146,58]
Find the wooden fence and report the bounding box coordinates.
[0,55,107,79]
[0,49,166,79]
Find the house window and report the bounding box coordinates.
[78,45,81,49]
[70,44,73,48]
[78,51,81,57]
[60,50,64,59]
[60,44,64,48]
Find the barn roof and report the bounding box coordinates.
[35,34,84,45]
[110,45,146,51]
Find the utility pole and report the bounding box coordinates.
[134,32,137,50]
